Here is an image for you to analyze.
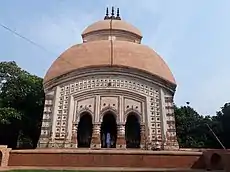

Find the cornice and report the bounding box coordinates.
[44,66,176,94]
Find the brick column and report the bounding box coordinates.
[90,123,101,149]
[0,146,11,167]
[116,124,126,149]
[140,124,146,149]
[71,123,78,148]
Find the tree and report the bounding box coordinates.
[174,105,218,148]
[0,107,22,147]
[212,103,230,148]
[0,61,44,148]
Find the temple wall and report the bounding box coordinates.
[38,73,178,150]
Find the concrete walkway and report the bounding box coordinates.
[0,166,222,171]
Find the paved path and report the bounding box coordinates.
[0,166,222,171]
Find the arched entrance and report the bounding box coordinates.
[0,151,2,166]
[125,113,141,148]
[100,112,117,148]
[77,112,93,148]
[210,153,223,170]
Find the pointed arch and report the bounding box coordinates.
[100,111,117,148]
[125,112,141,148]
[76,106,94,123]
[100,106,119,123]
[124,108,142,123]
[77,111,93,148]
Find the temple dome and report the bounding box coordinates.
[81,19,143,44]
[44,10,176,85]
[82,19,142,37]
[44,40,176,84]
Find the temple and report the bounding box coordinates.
[38,7,179,150]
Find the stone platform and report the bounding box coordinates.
[0,148,229,171]
[8,149,204,169]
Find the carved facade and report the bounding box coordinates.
[38,9,179,150]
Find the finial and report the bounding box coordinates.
[116,8,121,20]
[111,6,115,19]
[111,6,114,16]
[104,7,110,20]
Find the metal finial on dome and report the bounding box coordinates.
[111,6,115,19]
[111,6,114,16]
[116,8,121,20]
[104,7,110,20]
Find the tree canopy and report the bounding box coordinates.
[175,103,230,149]
[0,61,229,149]
[0,61,44,148]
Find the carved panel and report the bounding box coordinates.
[77,97,95,114]
[40,91,54,139]
[124,98,142,114]
[164,92,177,144]
[100,96,119,112]
[149,90,161,142]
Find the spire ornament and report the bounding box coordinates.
[116,8,121,20]
[104,7,121,20]
[104,7,110,20]
[111,6,115,19]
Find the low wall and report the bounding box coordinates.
[8,149,205,169]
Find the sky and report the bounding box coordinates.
[0,0,230,115]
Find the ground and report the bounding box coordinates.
[0,167,222,172]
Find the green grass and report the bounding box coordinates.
[4,170,97,172]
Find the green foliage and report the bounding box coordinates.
[0,107,22,125]
[0,61,44,149]
[175,103,230,149]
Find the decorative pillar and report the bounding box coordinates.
[116,124,126,149]
[140,124,146,149]
[0,145,11,167]
[71,123,78,148]
[90,123,101,149]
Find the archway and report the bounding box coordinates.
[100,112,117,148]
[0,151,2,166]
[210,153,223,170]
[77,112,93,148]
[125,113,141,148]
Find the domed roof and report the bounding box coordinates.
[44,40,176,84]
[82,19,142,38]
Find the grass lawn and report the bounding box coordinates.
[3,170,99,172]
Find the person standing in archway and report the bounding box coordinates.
[106,132,111,148]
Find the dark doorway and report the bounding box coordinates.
[125,113,141,148]
[77,112,93,148]
[0,151,2,166]
[100,112,117,148]
[210,153,223,170]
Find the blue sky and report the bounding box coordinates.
[0,0,230,115]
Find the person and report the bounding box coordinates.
[106,132,111,148]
